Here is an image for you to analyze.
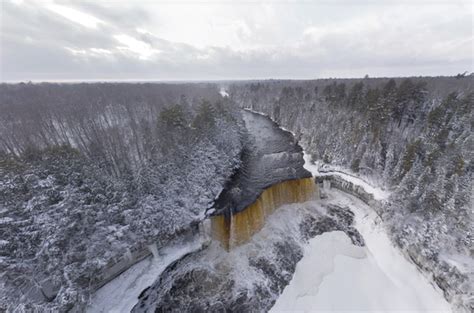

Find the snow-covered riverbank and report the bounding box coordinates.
[303,152,391,201]
[271,156,452,312]
[86,238,203,313]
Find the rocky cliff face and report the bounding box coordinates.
[229,76,473,312]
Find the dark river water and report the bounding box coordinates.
[213,110,311,216]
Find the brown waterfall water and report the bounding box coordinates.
[212,177,319,250]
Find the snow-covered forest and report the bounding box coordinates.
[0,83,245,311]
[0,77,472,312]
[2,0,472,310]
[229,76,473,311]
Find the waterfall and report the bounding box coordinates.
[211,177,319,250]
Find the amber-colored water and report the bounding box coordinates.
[211,177,319,250]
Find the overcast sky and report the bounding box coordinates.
[1,0,472,81]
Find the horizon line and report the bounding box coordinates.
[1,74,469,84]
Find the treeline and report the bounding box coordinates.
[0,82,226,176]
[230,76,473,311]
[0,83,245,311]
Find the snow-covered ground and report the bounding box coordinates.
[303,152,391,201]
[271,156,452,312]
[86,238,203,313]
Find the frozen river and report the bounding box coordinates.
[271,155,451,312]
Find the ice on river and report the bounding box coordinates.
[271,189,451,312]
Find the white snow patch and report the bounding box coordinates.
[0,217,13,224]
[206,208,216,216]
[37,175,55,188]
[219,88,229,98]
[440,253,474,274]
[86,238,203,313]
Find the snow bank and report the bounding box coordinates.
[303,152,391,200]
[86,238,203,313]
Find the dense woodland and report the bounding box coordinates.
[230,76,473,310]
[0,83,245,311]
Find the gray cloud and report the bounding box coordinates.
[1,0,472,81]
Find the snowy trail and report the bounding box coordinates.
[271,155,451,312]
[86,238,203,313]
[303,152,391,200]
